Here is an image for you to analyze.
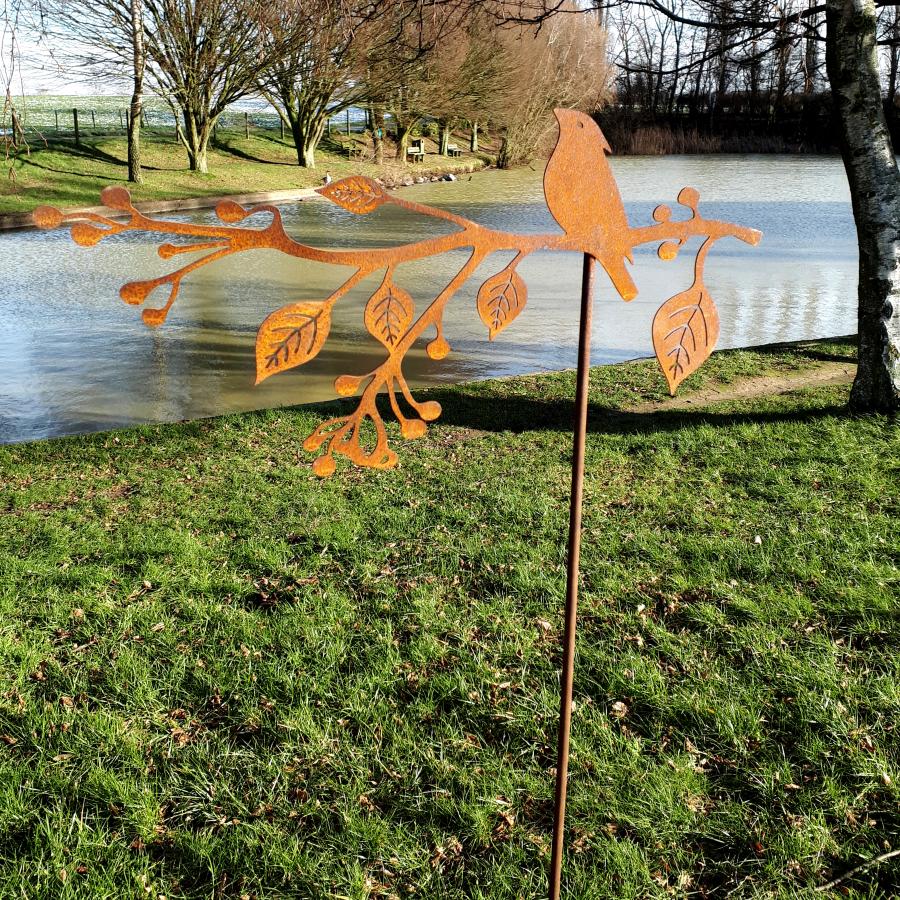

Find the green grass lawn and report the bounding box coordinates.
[0,130,485,216]
[0,339,897,899]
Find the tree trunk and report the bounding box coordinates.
[187,142,209,173]
[826,0,900,411]
[470,120,478,153]
[127,103,144,181]
[300,137,316,167]
[890,44,900,110]
[439,120,451,156]
[804,0,819,95]
[373,104,385,165]
[127,0,144,184]
[713,3,731,122]
[289,116,307,167]
[287,111,327,168]
[10,108,24,148]
[497,135,515,169]
[182,111,211,173]
[691,52,706,117]
[397,121,414,163]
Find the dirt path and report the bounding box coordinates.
[628,361,856,413]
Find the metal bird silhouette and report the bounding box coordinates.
[544,109,639,301]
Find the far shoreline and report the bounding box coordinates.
[0,127,490,226]
[0,166,482,232]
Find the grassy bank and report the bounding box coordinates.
[0,129,487,216]
[0,339,897,898]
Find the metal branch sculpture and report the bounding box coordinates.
[33,110,760,477]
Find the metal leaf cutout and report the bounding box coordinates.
[652,280,720,394]
[256,301,331,384]
[317,176,388,215]
[365,272,414,349]
[477,267,527,340]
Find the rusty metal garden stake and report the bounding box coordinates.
[549,253,595,900]
[33,108,761,896]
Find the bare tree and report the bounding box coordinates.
[492,8,610,168]
[361,2,608,166]
[32,0,272,173]
[880,2,900,105]
[826,0,900,410]
[1,0,26,165]
[257,0,476,168]
[26,0,147,179]
[658,0,900,410]
[360,2,484,163]
[514,0,900,411]
[142,0,269,173]
[256,0,376,168]
[603,0,835,132]
[418,6,514,156]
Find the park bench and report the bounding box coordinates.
[346,139,365,160]
[406,138,425,163]
[446,143,462,157]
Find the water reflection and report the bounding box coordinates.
[0,155,856,443]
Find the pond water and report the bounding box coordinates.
[0,155,856,444]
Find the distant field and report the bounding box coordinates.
[10,95,368,137]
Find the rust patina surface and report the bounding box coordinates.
[34,109,760,475]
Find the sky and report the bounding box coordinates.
[6,27,274,109]
[11,32,126,95]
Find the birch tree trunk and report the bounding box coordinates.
[127,0,145,184]
[826,0,900,411]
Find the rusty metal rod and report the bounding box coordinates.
[549,252,595,900]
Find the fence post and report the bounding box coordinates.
[346,108,351,135]
[245,112,250,139]
[73,108,80,148]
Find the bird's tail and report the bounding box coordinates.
[600,254,639,302]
